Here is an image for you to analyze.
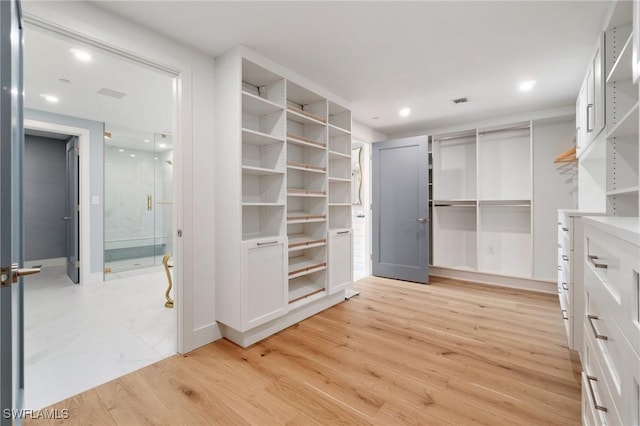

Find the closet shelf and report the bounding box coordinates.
[606,33,633,84]
[329,176,351,183]
[286,104,326,124]
[288,257,327,278]
[286,161,326,173]
[288,235,327,251]
[287,188,326,197]
[242,128,284,146]
[328,124,351,137]
[479,199,531,206]
[242,202,285,207]
[606,102,639,139]
[242,91,284,115]
[287,133,326,149]
[287,212,327,223]
[329,203,351,206]
[242,165,285,175]
[288,276,325,304]
[606,186,639,196]
[329,150,350,160]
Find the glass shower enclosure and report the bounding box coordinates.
[104,127,173,274]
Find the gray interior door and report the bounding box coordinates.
[372,136,429,283]
[65,136,79,283]
[0,0,26,421]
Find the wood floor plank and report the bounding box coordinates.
[25,275,582,425]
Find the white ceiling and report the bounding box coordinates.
[90,0,613,136]
[24,27,174,137]
[24,1,613,137]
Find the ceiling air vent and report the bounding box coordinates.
[452,97,469,104]
[97,88,126,99]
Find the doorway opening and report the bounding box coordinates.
[23,24,177,409]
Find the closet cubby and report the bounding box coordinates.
[287,196,326,224]
[432,203,477,270]
[287,222,326,251]
[242,139,285,172]
[477,125,531,201]
[242,172,284,204]
[242,205,284,241]
[478,205,532,277]
[287,168,326,196]
[288,270,326,305]
[215,47,352,346]
[329,205,351,229]
[432,132,477,201]
[329,181,350,204]
[328,101,351,134]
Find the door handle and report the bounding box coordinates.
[61,216,71,220]
[586,104,594,132]
[416,217,428,223]
[11,263,42,283]
[147,195,153,211]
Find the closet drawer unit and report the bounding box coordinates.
[582,327,624,426]
[585,272,628,405]
[626,347,640,426]
[585,228,627,328]
[585,223,639,344]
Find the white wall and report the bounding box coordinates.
[23,1,218,352]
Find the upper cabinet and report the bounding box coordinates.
[578,0,640,217]
[577,33,606,158]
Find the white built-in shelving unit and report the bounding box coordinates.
[214,47,352,347]
[432,123,533,278]
[604,18,639,216]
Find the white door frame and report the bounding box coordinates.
[23,15,188,353]
[24,120,100,284]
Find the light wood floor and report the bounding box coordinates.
[27,275,582,425]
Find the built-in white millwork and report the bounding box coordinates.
[214,46,352,347]
[581,218,640,426]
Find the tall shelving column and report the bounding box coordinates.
[605,16,639,216]
[285,81,329,307]
[327,101,353,295]
[476,123,532,277]
[432,131,477,270]
[241,60,286,240]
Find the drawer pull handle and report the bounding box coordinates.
[562,255,569,261]
[557,266,562,271]
[557,244,562,248]
[562,227,569,232]
[586,375,608,412]
[587,315,608,340]
[588,255,608,269]
[257,241,278,246]
[337,231,350,235]
[561,309,568,320]
[562,282,568,291]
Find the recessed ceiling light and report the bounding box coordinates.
[118,149,124,152]
[58,78,71,84]
[399,107,411,117]
[70,48,92,63]
[519,80,537,92]
[158,143,167,148]
[144,139,150,143]
[130,154,136,158]
[154,157,158,160]
[40,94,59,103]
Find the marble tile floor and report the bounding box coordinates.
[23,265,176,410]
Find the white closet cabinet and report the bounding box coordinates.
[241,238,288,330]
[214,46,352,347]
[328,229,352,295]
[578,33,606,158]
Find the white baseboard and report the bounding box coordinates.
[25,257,65,267]
[429,266,556,294]
[219,291,345,348]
